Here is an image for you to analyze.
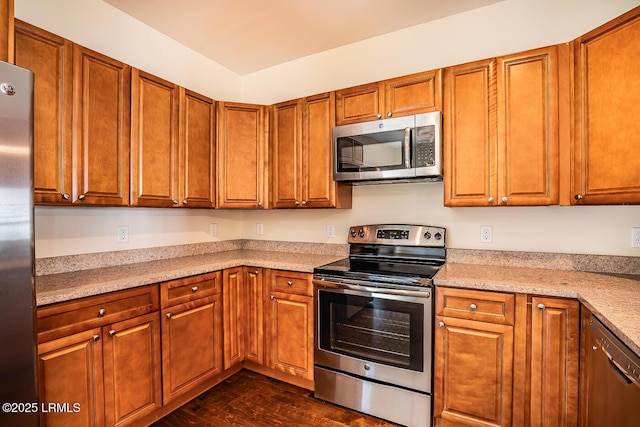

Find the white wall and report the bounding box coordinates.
[18,0,640,259]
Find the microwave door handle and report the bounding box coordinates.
[404,128,411,168]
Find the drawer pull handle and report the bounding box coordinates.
[287,281,293,286]
[537,303,546,310]
[166,313,172,319]
[98,308,106,316]
[438,321,444,328]
[192,286,198,293]
[92,334,100,341]
[109,330,116,336]
[469,303,477,311]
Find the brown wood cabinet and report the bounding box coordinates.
[244,267,264,365]
[160,272,223,403]
[14,20,73,204]
[217,101,268,208]
[265,270,314,385]
[223,267,245,369]
[336,69,442,125]
[444,46,564,207]
[131,69,180,207]
[0,0,12,62]
[572,6,640,204]
[271,92,351,208]
[37,286,160,427]
[434,287,515,426]
[72,44,131,206]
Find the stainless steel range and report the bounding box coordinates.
[313,224,446,427]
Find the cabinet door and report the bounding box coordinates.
[497,47,559,206]
[161,295,222,403]
[102,312,161,427]
[14,21,73,204]
[271,99,301,208]
[223,267,245,369]
[434,316,513,427]
[530,297,579,427]
[302,92,351,208]
[179,88,215,208]
[131,69,179,207]
[244,267,264,365]
[335,81,384,125]
[267,291,313,381]
[573,6,640,204]
[38,328,104,427]
[0,0,12,62]
[217,102,267,208]
[72,45,130,206]
[443,59,498,207]
[385,69,442,118]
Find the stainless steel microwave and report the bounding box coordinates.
[333,112,442,183]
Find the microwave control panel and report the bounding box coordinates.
[415,125,436,167]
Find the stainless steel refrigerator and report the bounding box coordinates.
[0,60,38,426]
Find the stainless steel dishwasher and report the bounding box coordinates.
[584,314,640,426]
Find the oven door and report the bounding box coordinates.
[315,283,432,393]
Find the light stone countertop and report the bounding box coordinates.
[435,263,640,357]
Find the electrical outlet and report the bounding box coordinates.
[256,223,264,235]
[209,223,218,236]
[326,224,335,238]
[117,226,129,243]
[480,226,492,243]
[632,227,640,248]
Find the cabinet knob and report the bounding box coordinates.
[364,363,371,371]
[376,113,382,119]
[301,200,307,205]
[92,334,100,341]
[488,197,494,203]
[62,193,70,200]
[575,194,583,201]
[109,330,116,336]
[191,286,198,293]
[98,308,106,316]
[270,295,275,300]
[295,200,299,205]
[258,201,263,207]
[438,321,444,328]
[182,200,188,205]
[469,303,477,311]
[287,281,293,286]
[254,270,259,274]
[166,313,172,319]
[502,196,508,203]
[537,303,546,310]
[387,112,392,117]
[78,194,86,201]
[172,199,178,204]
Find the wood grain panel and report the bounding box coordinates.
[271,99,300,207]
[223,267,245,369]
[385,69,442,118]
[335,82,384,125]
[0,0,13,62]
[244,267,264,365]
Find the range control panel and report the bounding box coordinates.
[348,224,445,247]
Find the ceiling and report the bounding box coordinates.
[104,0,504,75]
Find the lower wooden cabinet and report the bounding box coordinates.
[223,267,245,369]
[434,287,580,427]
[244,267,264,365]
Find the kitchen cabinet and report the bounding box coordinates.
[223,267,245,369]
[14,20,73,204]
[72,44,131,206]
[244,267,264,365]
[131,69,179,207]
[0,0,12,62]
[160,272,223,403]
[572,6,640,204]
[217,101,268,209]
[335,69,442,125]
[434,287,515,427]
[444,45,565,206]
[271,92,351,208]
[36,285,160,427]
[266,270,314,386]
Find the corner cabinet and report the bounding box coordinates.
[572,6,640,204]
[271,92,351,208]
[444,45,566,207]
[217,102,268,209]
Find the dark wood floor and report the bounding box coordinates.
[152,369,400,426]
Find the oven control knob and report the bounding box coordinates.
[424,231,432,239]
[350,229,356,237]
[434,232,442,240]
[358,230,365,238]
[364,363,371,371]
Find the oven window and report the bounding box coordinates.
[318,291,424,371]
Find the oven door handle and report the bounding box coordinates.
[314,278,431,299]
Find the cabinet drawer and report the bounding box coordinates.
[161,271,221,307]
[436,287,515,325]
[270,270,312,296]
[37,285,159,342]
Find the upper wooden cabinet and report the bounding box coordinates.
[335,69,442,125]
[72,45,131,206]
[271,92,351,208]
[444,46,564,206]
[14,21,73,205]
[0,0,12,62]
[217,102,268,209]
[573,6,640,204]
[131,69,180,207]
